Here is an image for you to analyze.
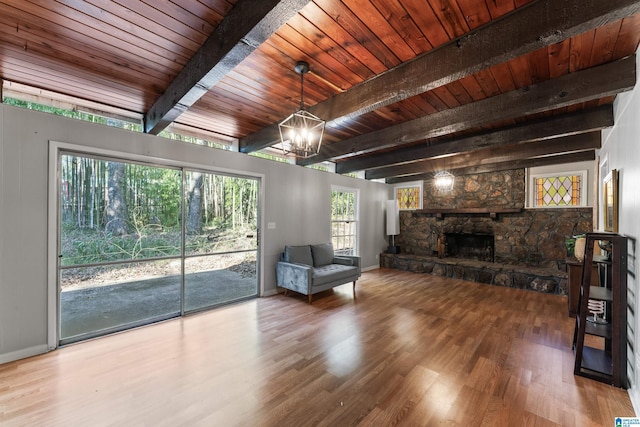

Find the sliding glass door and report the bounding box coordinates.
[183,171,259,312]
[58,153,259,345]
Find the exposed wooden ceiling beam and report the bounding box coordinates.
[144,0,311,135]
[336,106,613,174]
[366,132,601,180]
[299,55,635,166]
[239,0,640,153]
[386,151,596,184]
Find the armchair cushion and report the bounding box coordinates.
[284,245,313,266]
[311,243,334,267]
[312,264,358,286]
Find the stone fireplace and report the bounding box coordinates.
[445,232,494,262]
[397,201,592,270]
[392,169,593,270]
[380,168,594,295]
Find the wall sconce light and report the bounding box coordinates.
[434,171,455,192]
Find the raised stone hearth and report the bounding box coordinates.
[379,253,568,295]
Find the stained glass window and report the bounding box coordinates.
[396,186,421,210]
[534,175,581,207]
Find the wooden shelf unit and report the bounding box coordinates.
[572,232,628,388]
[566,258,599,317]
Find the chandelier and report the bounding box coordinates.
[434,171,455,191]
[279,61,325,158]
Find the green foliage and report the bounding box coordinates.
[308,163,330,172]
[565,234,586,256]
[61,225,181,266]
[59,157,260,267]
[159,130,230,150]
[249,151,290,163]
[3,97,142,130]
[331,189,356,220]
[61,222,258,267]
[185,224,257,255]
[125,164,182,228]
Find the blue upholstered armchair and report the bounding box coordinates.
[276,243,361,303]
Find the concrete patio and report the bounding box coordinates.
[60,268,257,342]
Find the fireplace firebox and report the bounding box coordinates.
[445,233,494,262]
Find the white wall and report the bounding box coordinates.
[600,50,640,411]
[0,105,390,363]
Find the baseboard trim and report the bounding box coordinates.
[362,265,380,272]
[628,385,640,416]
[0,344,50,365]
[262,289,279,297]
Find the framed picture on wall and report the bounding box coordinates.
[603,169,618,232]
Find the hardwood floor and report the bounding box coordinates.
[0,269,634,426]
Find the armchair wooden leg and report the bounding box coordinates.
[283,289,288,296]
[308,294,313,304]
[353,281,357,298]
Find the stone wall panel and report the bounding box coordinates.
[397,169,593,269]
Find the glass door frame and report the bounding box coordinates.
[182,168,261,314]
[56,151,185,345]
[47,141,264,349]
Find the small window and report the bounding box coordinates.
[528,171,587,207]
[331,187,358,256]
[394,182,422,210]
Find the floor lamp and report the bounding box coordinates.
[386,200,400,254]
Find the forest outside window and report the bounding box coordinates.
[57,151,260,345]
[331,187,358,256]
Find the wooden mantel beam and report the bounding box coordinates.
[336,106,613,174]
[366,132,601,180]
[239,0,640,153]
[300,55,635,166]
[144,0,311,135]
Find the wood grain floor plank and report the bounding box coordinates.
[0,269,634,426]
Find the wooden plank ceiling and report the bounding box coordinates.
[1,0,640,182]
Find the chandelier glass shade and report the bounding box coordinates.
[434,171,455,191]
[279,61,325,158]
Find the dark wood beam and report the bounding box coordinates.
[366,132,601,180]
[336,106,613,174]
[239,0,640,153]
[386,151,596,184]
[144,0,311,135]
[300,55,634,166]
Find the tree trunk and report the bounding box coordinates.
[89,161,95,229]
[105,161,128,236]
[186,172,204,235]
